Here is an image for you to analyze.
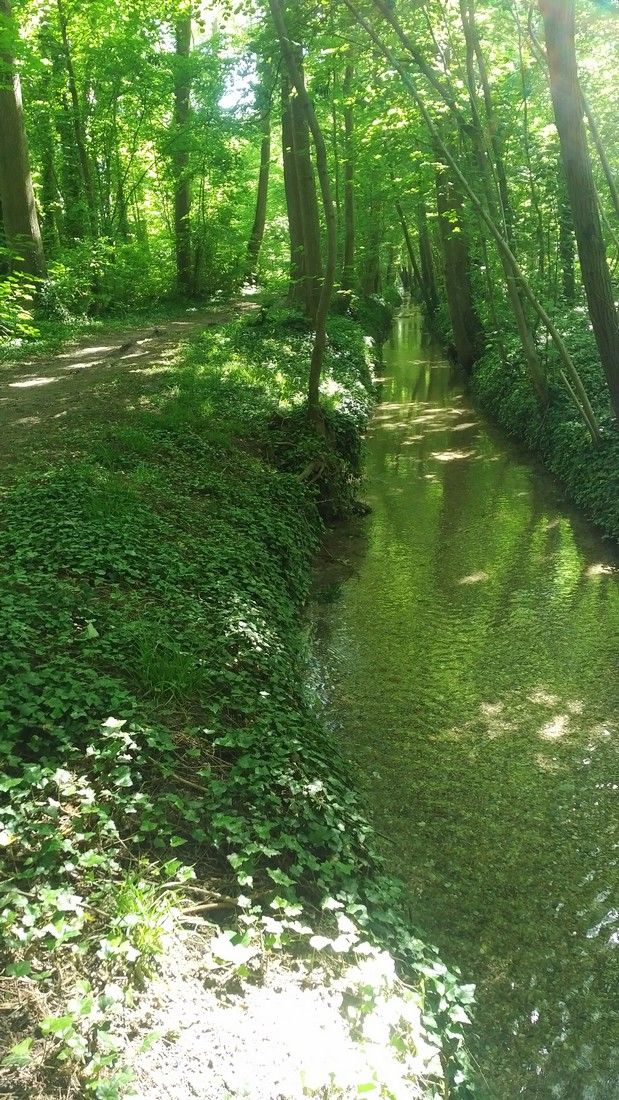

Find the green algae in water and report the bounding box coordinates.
[312,310,619,1098]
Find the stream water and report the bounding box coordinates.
[311,310,619,1097]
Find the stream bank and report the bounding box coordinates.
[311,308,619,1097]
[0,306,472,1099]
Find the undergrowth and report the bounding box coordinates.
[0,307,475,1098]
[471,311,619,541]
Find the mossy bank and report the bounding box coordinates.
[0,305,474,1099]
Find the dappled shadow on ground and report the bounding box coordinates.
[0,309,251,475]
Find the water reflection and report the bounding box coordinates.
[312,311,619,1098]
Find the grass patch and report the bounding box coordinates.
[0,307,475,1098]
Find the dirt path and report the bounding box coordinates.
[0,306,248,475]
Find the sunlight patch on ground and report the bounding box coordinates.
[9,376,59,388]
[586,562,616,577]
[540,714,570,740]
[528,689,560,707]
[124,929,432,1100]
[59,344,115,358]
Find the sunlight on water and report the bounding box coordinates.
[311,310,619,1098]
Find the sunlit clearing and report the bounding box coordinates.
[457,571,489,585]
[9,376,59,388]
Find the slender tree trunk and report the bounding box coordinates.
[281,72,306,309]
[581,92,619,222]
[268,0,337,429]
[56,0,97,236]
[172,12,192,296]
[343,0,601,440]
[418,206,438,315]
[539,0,619,421]
[361,204,381,296]
[341,62,355,290]
[436,169,482,371]
[0,0,45,275]
[458,0,548,404]
[245,64,272,283]
[558,168,575,304]
[288,52,322,320]
[395,200,428,312]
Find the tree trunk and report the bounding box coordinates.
[269,0,337,429]
[172,12,192,296]
[344,0,601,440]
[288,52,322,321]
[395,200,428,312]
[436,169,482,371]
[281,72,306,308]
[245,64,272,283]
[0,0,45,275]
[417,206,438,315]
[56,0,98,237]
[539,0,619,421]
[558,168,575,304]
[341,62,355,290]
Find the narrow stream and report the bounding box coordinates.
[311,310,619,1098]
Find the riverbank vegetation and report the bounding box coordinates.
[1,0,618,1095]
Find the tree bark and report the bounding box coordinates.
[288,52,322,321]
[172,12,192,296]
[343,0,601,440]
[269,0,337,429]
[395,200,428,312]
[341,61,355,290]
[56,0,98,237]
[281,73,306,309]
[436,169,482,371]
[245,64,272,283]
[0,0,45,275]
[417,206,438,315]
[539,0,619,421]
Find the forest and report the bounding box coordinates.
[0,0,618,1097]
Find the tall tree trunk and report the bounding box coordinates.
[288,52,322,321]
[269,0,337,429]
[56,0,97,237]
[458,0,548,405]
[281,72,306,309]
[539,0,619,421]
[172,12,192,296]
[0,0,45,275]
[581,92,619,223]
[417,206,438,315]
[395,199,428,312]
[558,168,575,304]
[436,169,482,371]
[340,61,355,290]
[245,64,272,283]
[344,0,601,440]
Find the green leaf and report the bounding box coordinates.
[2,1038,34,1067]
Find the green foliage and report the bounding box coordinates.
[0,260,39,342]
[472,311,619,539]
[0,311,475,1096]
